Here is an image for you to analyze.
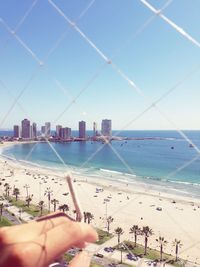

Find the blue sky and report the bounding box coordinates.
[0,0,200,130]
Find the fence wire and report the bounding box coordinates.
[0,0,200,266]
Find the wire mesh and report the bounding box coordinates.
[0,0,200,266]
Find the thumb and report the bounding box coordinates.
[68,251,91,267]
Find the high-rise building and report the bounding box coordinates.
[32,123,37,139]
[21,119,30,139]
[13,125,20,138]
[45,122,51,137]
[56,125,62,137]
[101,119,112,136]
[60,127,71,139]
[93,122,97,137]
[79,121,86,138]
[41,126,45,136]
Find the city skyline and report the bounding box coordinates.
[0,1,200,131]
[12,118,113,139]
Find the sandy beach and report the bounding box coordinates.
[0,141,200,264]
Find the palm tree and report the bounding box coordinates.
[83,212,94,224]
[114,227,124,244]
[173,239,182,261]
[0,203,3,221]
[83,211,87,223]
[142,226,153,255]
[59,204,69,213]
[13,188,20,201]
[51,199,59,212]
[156,236,167,261]
[107,216,114,233]
[38,200,45,216]
[4,183,11,198]
[26,195,33,208]
[86,212,94,224]
[129,225,141,247]
[44,187,53,212]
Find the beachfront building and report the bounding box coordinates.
[45,122,51,137]
[101,119,112,137]
[21,119,30,139]
[56,125,62,137]
[79,121,86,139]
[13,125,20,138]
[41,126,45,136]
[60,127,71,140]
[32,123,37,139]
[93,122,97,137]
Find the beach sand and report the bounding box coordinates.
[0,141,200,264]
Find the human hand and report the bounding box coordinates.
[0,212,98,267]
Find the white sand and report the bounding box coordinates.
[0,141,200,264]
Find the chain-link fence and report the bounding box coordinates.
[0,1,200,266]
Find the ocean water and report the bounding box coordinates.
[1,130,200,198]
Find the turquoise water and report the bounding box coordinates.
[1,130,200,197]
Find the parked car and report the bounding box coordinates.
[126,253,138,261]
[94,253,104,258]
[104,247,114,253]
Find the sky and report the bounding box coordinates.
[0,0,200,130]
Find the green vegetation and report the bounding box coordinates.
[90,263,103,267]
[63,253,74,262]
[95,228,113,245]
[64,253,103,267]
[120,241,186,267]
[0,217,13,227]
[7,197,48,217]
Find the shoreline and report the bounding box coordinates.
[0,141,200,263]
[1,141,200,201]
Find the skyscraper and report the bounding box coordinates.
[45,122,51,137]
[32,123,37,139]
[79,121,86,138]
[13,125,20,138]
[21,119,30,139]
[56,125,62,137]
[93,122,97,137]
[101,119,112,136]
[60,127,71,139]
[41,126,45,136]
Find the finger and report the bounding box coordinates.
[0,212,72,244]
[68,251,91,267]
[12,221,97,267]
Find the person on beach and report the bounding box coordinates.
[0,212,97,267]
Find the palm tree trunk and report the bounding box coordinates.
[83,212,86,223]
[144,236,148,255]
[40,206,43,216]
[107,222,110,233]
[160,244,163,261]
[175,245,178,261]
[118,234,120,244]
[134,233,137,247]
[0,206,2,221]
[48,200,50,213]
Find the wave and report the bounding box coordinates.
[100,168,124,175]
[168,179,200,187]
[0,154,17,162]
[18,159,70,173]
